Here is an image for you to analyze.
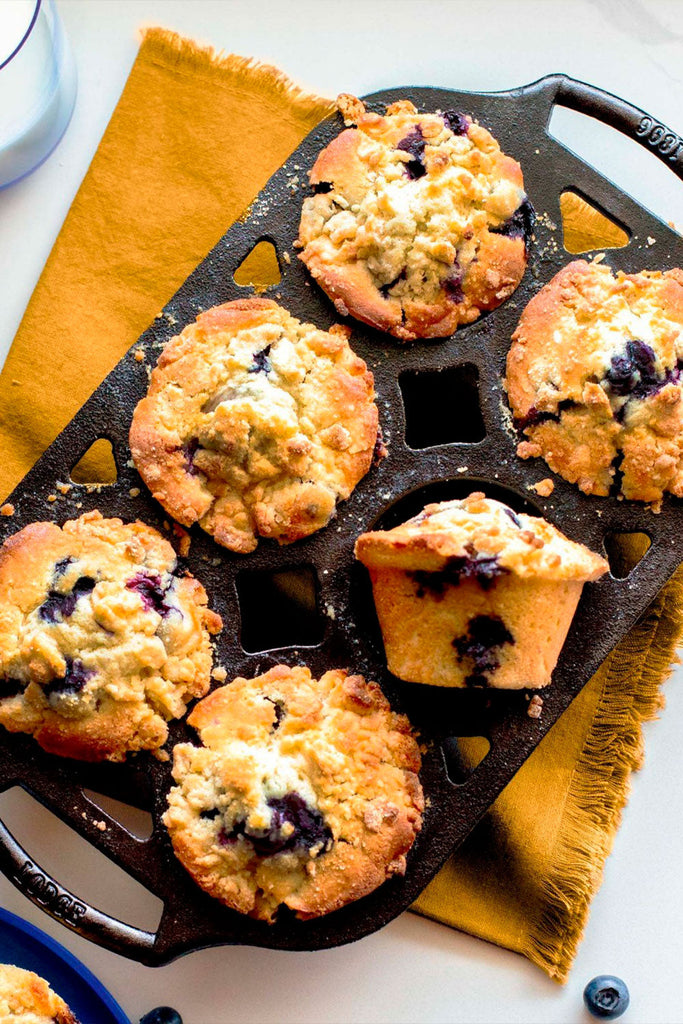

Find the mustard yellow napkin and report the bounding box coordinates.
[0,30,333,485]
[1,28,681,983]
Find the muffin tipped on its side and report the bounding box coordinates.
[355,493,608,689]
[163,664,423,922]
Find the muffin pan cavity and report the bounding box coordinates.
[0,76,682,964]
[236,565,324,653]
[399,364,486,448]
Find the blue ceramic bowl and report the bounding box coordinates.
[0,906,128,1022]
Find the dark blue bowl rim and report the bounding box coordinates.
[0,905,129,1023]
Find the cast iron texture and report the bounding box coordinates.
[0,74,682,965]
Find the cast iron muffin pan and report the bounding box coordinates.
[0,74,682,965]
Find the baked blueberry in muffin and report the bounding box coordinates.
[298,94,533,341]
[0,511,221,760]
[130,298,380,553]
[355,493,608,688]
[163,664,423,921]
[0,964,78,1022]
[506,259,683,505]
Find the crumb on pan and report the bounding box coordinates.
[172,523,191,557]
[336,92,367,124]
[529,478,555,497]
[527,695,544,719]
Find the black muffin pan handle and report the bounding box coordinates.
[546,74,683,181]
[0,75,682,966]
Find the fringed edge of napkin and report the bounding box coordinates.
[524,566,683,982]
[139,27,335,126]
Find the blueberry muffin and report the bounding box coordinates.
[0,964,78,1023]
[0,511,222,761]
[506,260,683,505]
[163,664,423,921]
[130,299,379,554]
[355,493,608,688]
[297,94,533,341]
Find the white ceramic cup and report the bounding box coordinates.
[0,0,77,189]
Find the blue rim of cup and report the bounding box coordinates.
[0,0,78,190]
[0,0,42,71]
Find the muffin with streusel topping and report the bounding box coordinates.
[130,298,379,554]
[506,259,683,505]
[163,664,423,921]
[355,493,608,689]
[0,511,221,760]
[298,94,533,341]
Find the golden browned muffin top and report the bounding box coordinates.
[506,259,683,504]
[130,299,379,553]
[355,493,608,581]
[0,511,221,761]
[164,664,423,922]
[298,95,532,340]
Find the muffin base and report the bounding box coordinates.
[369,569,584,688]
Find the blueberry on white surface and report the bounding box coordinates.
[583,976,630,1018]
[139,1008,183,1024]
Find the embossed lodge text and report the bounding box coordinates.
[17,859,87,923]
[636,115,683,161]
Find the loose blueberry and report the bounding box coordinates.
[220,792,332,857]
[442,110,469,135]
[139,1009,183,1024]
[39,576,96,623]
[396,126,427,180]
[453,614,514,687]
[126,573,173,617]
[583,976,630,1019]
[43,658,93,698]
[249,344,272,374]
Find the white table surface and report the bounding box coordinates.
[1,2,683,1021]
